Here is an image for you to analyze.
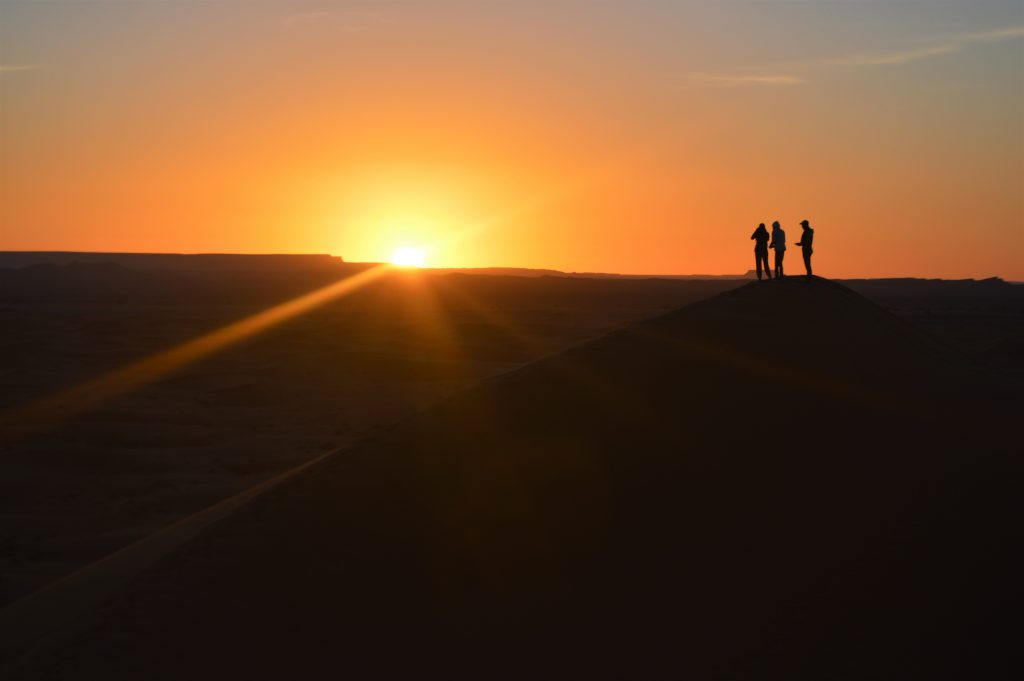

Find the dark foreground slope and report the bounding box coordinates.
[19,279,1021,680]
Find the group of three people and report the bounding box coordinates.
[751,219,814,280]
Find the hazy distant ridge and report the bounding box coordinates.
[0,251,343,272]
[0,252,748,278]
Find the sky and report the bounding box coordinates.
[1,0,1022,278]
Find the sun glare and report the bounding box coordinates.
[391,246,427,268]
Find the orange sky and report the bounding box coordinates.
[1,1,1022,278]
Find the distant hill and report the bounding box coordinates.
[29,278,1019,680]
[431,266,749,279]
[0,252,751,278]
[0,251,343,271]
[2,253,1012,285]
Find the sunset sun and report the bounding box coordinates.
[390,247,427,268]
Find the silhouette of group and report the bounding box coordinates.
[750,219,814,280]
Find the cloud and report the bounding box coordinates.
[283,9,389,32]
[0,64,41,74]
[284,12,331,27]
[678,73,804,88]
[676,25,1024,88]
[832,25,1024,67]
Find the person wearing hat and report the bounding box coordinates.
[794,219,814,277]
[769,221,786,278]
[750,222,772,280]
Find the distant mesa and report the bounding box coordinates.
[0,251,344,272]
[426,266,749,280]
[0,252,752,279]
[0,252,757,279]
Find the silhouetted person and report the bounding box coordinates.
[769,221,786,278]
[750,223,771,280]
[795,219,814,277]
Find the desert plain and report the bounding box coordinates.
[0,254,1021,679]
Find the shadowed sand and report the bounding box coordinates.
[4,278,1020,680]
[0,265,742,606]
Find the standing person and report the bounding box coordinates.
[769,221,786,278]
[750,223,772,280]
[795,219,814,277]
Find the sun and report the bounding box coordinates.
[390,246,427,268]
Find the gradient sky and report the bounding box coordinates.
[1,1,1022,278]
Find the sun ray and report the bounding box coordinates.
[400,272,469,376]
[0,264,394,442]
[435,279,640,415]
[0,175,601,443]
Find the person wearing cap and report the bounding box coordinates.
[769,221,786,278]
[750,222,772,280]
[794,219,814,277]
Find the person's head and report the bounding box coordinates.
[772,221,780,229]
[800,219,810,229]
[758,222,765,229]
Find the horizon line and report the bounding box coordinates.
[0,249,1014,282]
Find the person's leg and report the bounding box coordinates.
[775,251,784,278]
[762,251,772,278]
[755,252,763,280]
[803,249,812,277]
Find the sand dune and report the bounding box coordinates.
[0,265,743,607]
[7,278,1018,680]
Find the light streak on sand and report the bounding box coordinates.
[0,264,394,441]
[0,448,335,657]
[0,178,588,443]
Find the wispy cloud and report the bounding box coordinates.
[0,64,42,74]
[677,72,803,88]
[831,25,1024,67]
[284,9,390,33]
[284,12,331,27]
[676,25,1024,88]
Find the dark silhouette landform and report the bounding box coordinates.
[0,250,751,278]
[2,273,1018,680]
[0,251,345,272]
[0,261,745,609]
